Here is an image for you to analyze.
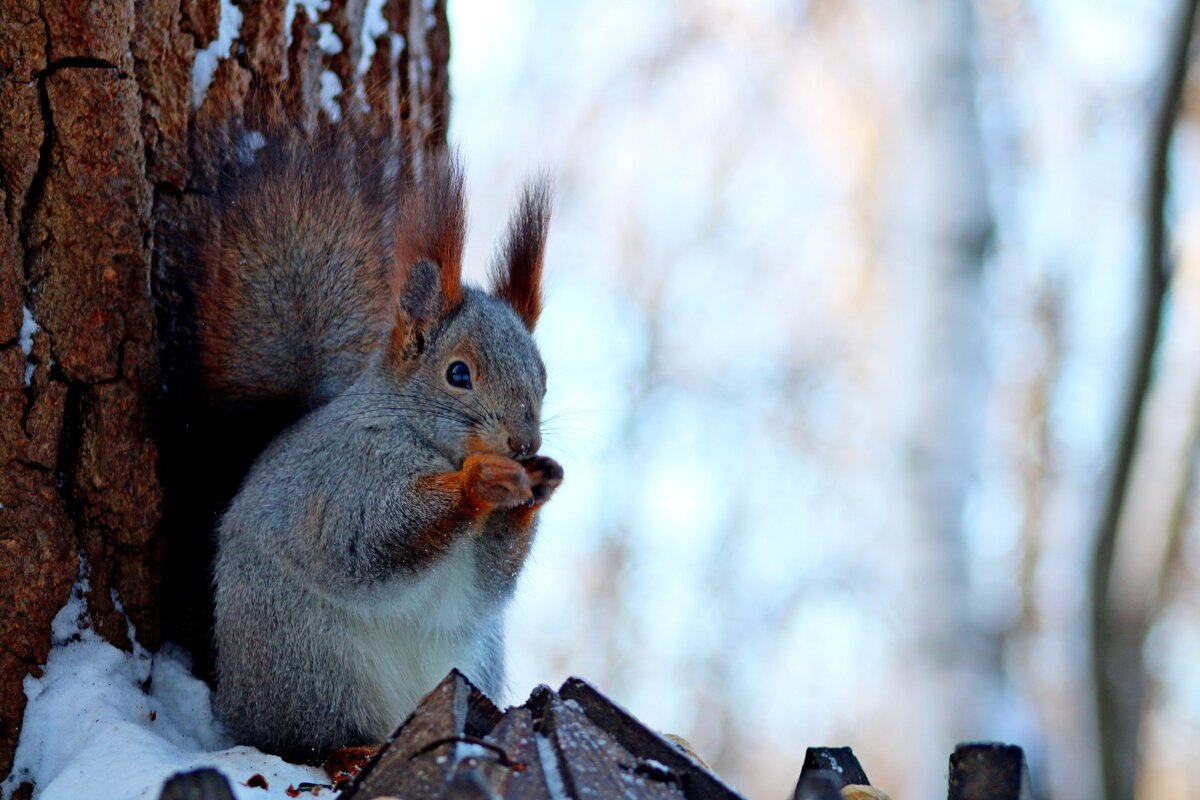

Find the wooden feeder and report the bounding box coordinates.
[158,671,1036,799]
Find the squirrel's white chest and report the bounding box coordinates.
[341,540,489,735]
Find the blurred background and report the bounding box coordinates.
[446,1,1200,797]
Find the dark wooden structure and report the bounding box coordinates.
[946,744,1033,800]
[340,671,743,800]
[792,747,872,799]
[157,671,1039,800]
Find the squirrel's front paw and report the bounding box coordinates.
[463,453,533,508]
[521,455,564,504]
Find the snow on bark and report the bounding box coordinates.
[192,0,244,108]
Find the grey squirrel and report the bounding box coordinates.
[198,131,563,763]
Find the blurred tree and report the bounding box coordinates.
[888,0,994,785]
[0,0,449,783]
[1088,1,1200,798]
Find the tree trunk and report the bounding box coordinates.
[887,0,993,790]
[0,0,450,779]
[1088,3,1200,798]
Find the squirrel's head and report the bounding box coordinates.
[385,155,551,465]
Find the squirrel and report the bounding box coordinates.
[197,129,563,763]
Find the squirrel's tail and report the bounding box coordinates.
[196,128,396,412]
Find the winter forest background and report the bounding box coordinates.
[3,0,1199,798]
[449,1,1200,798]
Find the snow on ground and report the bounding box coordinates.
[1,569,327,800]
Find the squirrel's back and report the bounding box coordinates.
[197,131,395,411]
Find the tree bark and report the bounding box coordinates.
[0,0,450,779]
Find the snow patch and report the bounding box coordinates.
[49,571,89,646]
[535,734,568,800]
[18,307,37,357]
[19,306,39,386]
[237,131,267,166]
[319,71,344,121]
[316,21,342,54]
[1,566,325,800]
[285,0,331,48]
[192,0,244,109]
[358,0,388,75]
[452,741,490,767]
[109,588,147,664]
[640,758,670,776]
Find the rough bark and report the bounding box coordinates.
[0,0,451,780]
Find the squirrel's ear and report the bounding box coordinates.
[399,259,443,320]
[393,152,466,316]
[389,260,442,362]
[489,176,552,332]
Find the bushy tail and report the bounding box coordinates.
[196,127,397,411]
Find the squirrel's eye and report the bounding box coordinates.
[446,360,473,390]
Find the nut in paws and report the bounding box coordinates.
[520,455,564,503]
[465,454,533,507]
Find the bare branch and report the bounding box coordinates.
[1088,3,1200,799]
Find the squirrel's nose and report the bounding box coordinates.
[507,430,541,457]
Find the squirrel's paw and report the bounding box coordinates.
[463,453,533,508]
[521,455,564,504]
[323,744,380,787]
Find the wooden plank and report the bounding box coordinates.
[557,677,745,800]
[438,707,553,800]
[157,769,236,800]
[445,769,496,799]
[947,743,1033,800]
[538,692,684,799]
[341,670,502,799]
[480,707,553,799]
[522,684,555,719]
[791,770,844,800]
[344,672,748,799]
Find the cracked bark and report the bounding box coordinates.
[0,0,450,781]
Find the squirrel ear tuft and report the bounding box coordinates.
[489,176,552,331]
[393,151,466,316]
[398,259,442,321]
[389,260,442,363]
